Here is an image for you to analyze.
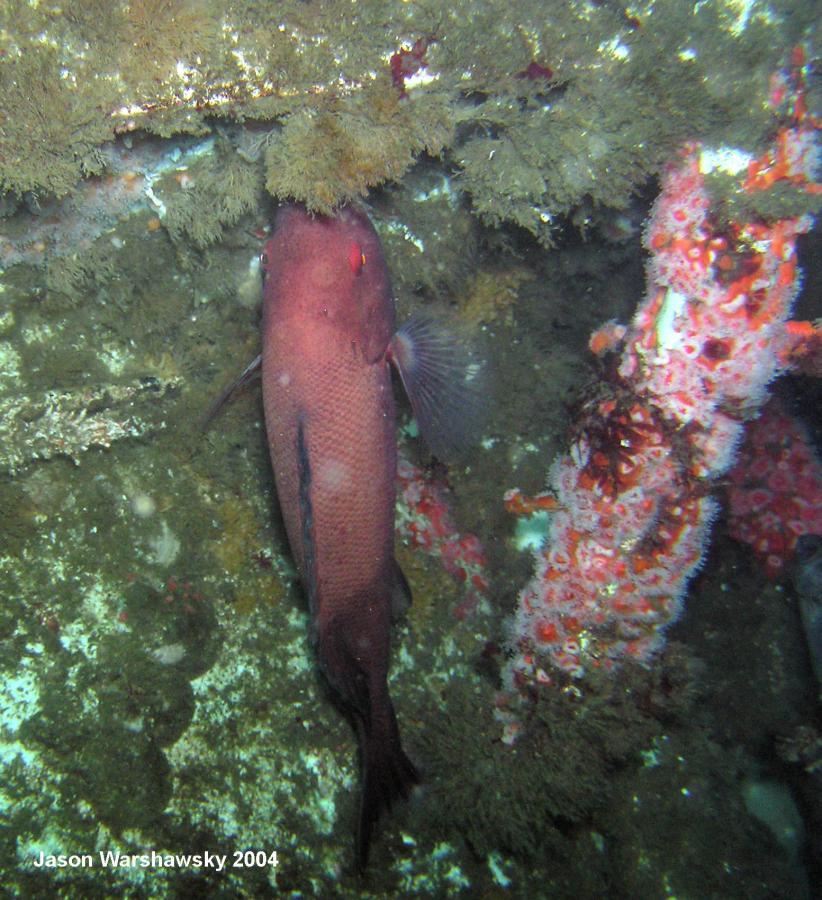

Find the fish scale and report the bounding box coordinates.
[263,321,396,605]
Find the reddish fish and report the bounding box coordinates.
[260,203,478,869]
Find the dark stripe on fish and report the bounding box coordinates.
[297,414,318,623]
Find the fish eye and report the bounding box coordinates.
[348,243,365,276]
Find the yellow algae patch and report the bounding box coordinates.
[395,542,458,634]
[456,266,533,327]
[142,351,182,383]
[234,570,286,616]
[213,497,288,614]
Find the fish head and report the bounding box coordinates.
[263,203,394,361]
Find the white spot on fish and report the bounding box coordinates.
[278,372,291,387]
[316,458,351,494]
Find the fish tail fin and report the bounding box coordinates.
[318,624,418,872]
[355,691,419,872]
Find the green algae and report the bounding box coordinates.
[706,172,822,227]
[411,664,668,860]
[1,0,817,236]
[264,85,455,213]
[0,46,115,198]
[164,138,264,248]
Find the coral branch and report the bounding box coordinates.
[502,48,819,696]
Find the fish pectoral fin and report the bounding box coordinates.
[200,353,262,430]
[388,312,485,460]
[390,559,412,621]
